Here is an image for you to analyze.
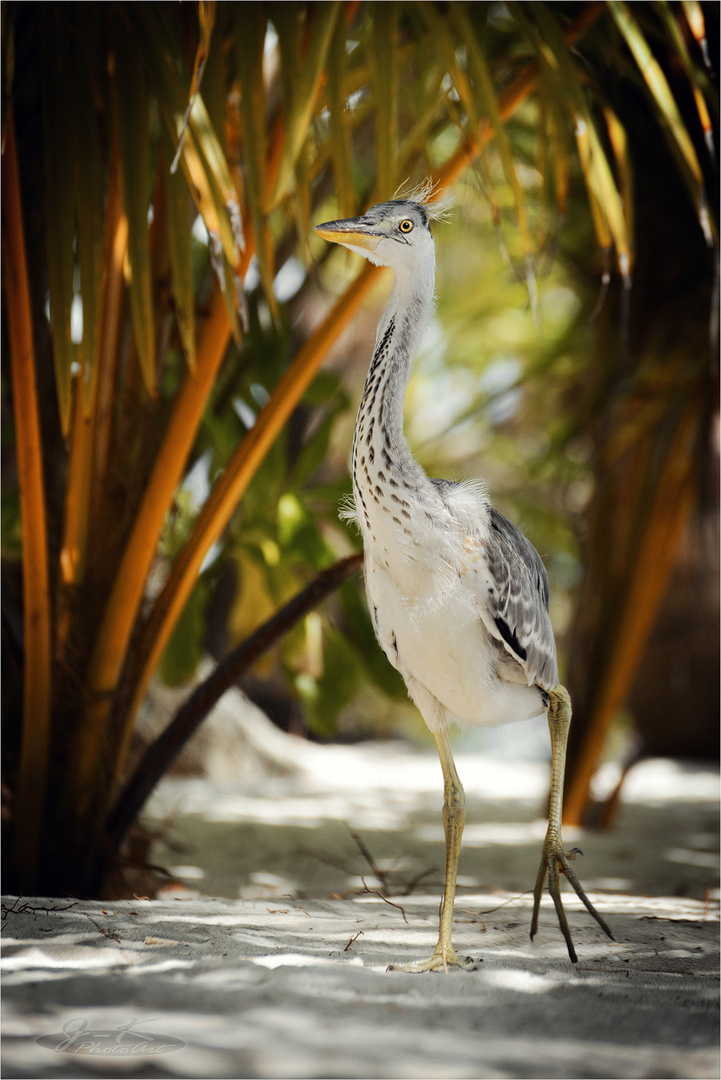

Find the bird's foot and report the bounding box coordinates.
[387,940,479,973]
[531,830,614,963]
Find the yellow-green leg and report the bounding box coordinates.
[531,684,614,962]
[389,728,476,972]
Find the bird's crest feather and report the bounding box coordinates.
[393,178,453,221]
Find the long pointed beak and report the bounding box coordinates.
[315,217,379,253]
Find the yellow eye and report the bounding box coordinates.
[399,219,413,233]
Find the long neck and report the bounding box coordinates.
[351,259,435,535]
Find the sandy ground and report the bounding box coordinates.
[2,697,719,1079]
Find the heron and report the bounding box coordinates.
[315,190,613,971]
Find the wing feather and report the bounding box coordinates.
[482,507,558,689]
[431,479,558,690]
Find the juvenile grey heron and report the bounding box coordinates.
[316,192,613,970]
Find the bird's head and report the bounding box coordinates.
[315,199,435,273]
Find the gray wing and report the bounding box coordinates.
[431,479,558,689]
[482,506,558,690]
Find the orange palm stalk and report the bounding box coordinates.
[2,116,53,888]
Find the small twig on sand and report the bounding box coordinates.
[345,826,437,897]
[2,898,78,921]
[344,929,364,951]
[359,877,409,923]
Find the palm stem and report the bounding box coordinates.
[115,262,379,789]
[74,280,237,819]
[108,553,362,849]
[2,115,53,888]
[89,154,128,538]
[56,143,123,651]
[564,396,702,824]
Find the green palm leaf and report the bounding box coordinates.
[270,2,341,210]
[164,130,197,373]
[235,2,276,320]
[609,0,715,243]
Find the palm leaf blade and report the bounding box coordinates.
[369,1,398,201]
[609,0,713,241]
[113,15,156,395]
[235,3,276,318]
[41,10,77,435]
[270,2,341,209]
[164,131,197,372]
[451,4,534,262]
[326,14,356,217]
[73,51,106,415]
[127,5,242,275]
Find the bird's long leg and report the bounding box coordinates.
[531,685,614,962]
[389,728,475,972]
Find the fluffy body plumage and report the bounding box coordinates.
[320,199,557,737]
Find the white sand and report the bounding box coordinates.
[2,700,719,1079]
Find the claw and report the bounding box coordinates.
[531,837,614,963]
[533,685,614,963]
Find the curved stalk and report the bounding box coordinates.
[57,115,123,623]
[89,198,128,534]
[83,52,294,813]
[2,116,53,888]
[108,553,362,849]
[563,396,702,824]
[55,385,95,667]
[56,146,124,663]
[74,283,235,817]
[115,262,379,787]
